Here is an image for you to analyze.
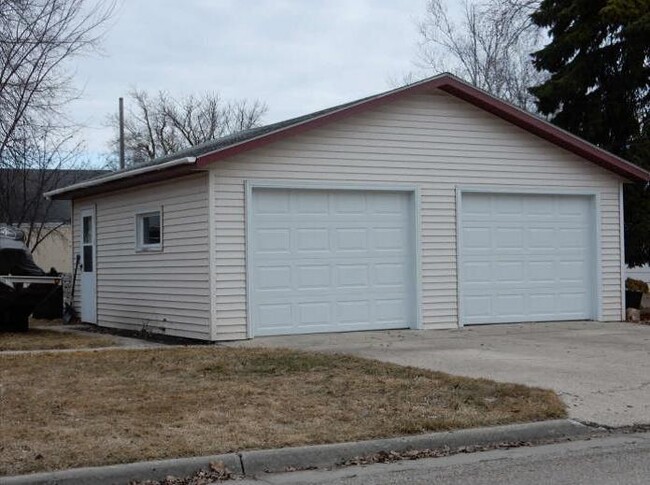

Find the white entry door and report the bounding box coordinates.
[459,192,596,325]
[80,208,97,323]
[249,187,417,336]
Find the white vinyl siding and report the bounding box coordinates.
[209,90,624,340]
[72,174,211,340]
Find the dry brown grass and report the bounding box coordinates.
[0,347,566,476]
[0,328,117,351]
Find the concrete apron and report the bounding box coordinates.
[228,321,650,427]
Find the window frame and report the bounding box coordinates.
[135,207,163,253]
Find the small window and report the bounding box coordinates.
[82,216,93,244]
[136,210,162,251]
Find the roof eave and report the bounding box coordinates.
[437,82,650,183]
[45,157,197,200]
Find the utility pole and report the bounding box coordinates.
[119,97,125,170]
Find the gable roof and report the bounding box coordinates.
[47,73,650,199]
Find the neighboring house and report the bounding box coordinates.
[46,74,650,341]
[0,169,108,272]
[627,265,650,284]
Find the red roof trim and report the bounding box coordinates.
[438,82,650,182]
[196,74,649,182]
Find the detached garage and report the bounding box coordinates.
[46,74,650,341]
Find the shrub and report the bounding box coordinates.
[626,278,649,293]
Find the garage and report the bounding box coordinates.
[248,187,417,336]
[51,74,650,340]
[459,192,597,325]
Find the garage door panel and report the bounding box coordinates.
[464,261,492,282]
[375,262,408,286]
[257,265,292,290]
[528,261,555,282]
[335,228,368,252]
[464,295,492,318]
[373,227,409,250]
[558,292,589,313]
[494,293,526,317]
[258,304,292,330]
[529,293,555,313]
[296,264,330,288]
[251,188,415,336]
[298,302,331,325]
[494,261,525,282]
[255,229,291,253]
[463,227,491,248]
[337,264,370,288]
[558,260,587,282]
[295,190,329,214]
[460,192,595,325]
[375,298,409,320]
[254,190,290,214]
[296,228,330,252]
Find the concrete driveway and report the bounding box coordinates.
[228,322,650,427]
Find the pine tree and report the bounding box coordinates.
[529,0,650,266]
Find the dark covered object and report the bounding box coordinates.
[0,226,45,276]
[0,248,45,276]
[0,226,59,331]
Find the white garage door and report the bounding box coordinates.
[249,188,416,336]
[459,192,596,325]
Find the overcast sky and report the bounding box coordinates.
[70,0,434,164]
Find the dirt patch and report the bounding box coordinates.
[0,347,566,476]
[0,328,118,351]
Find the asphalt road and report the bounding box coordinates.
[242,432,650,485]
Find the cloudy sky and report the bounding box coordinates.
[70,0,434,163]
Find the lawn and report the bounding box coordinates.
[0,347,566,476]
[0,328,117,351]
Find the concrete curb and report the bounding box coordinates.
[1,419,597,484]
[0,453,243,485]
[239,419,595,475]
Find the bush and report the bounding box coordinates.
[626,278,650,293]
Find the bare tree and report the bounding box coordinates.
[0,123,85,251]
[109,89,268,167]
[0,0,115,163]
[0,0,115,251]
[416,0,544,111]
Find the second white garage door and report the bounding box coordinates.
[459,192,596,325]
[249,188,416,336]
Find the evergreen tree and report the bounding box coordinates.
[529,0,650,266]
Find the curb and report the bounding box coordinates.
[0,453,243,485]
[1,419,597,484]
[239,419,595,475]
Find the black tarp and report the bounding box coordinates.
[0,226,59,331]
[0,226,45,276]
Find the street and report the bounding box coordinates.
[242,432,650,485]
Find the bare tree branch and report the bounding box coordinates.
[107,89,268,168]
[415,0,545,112]
[0,0,114,252]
